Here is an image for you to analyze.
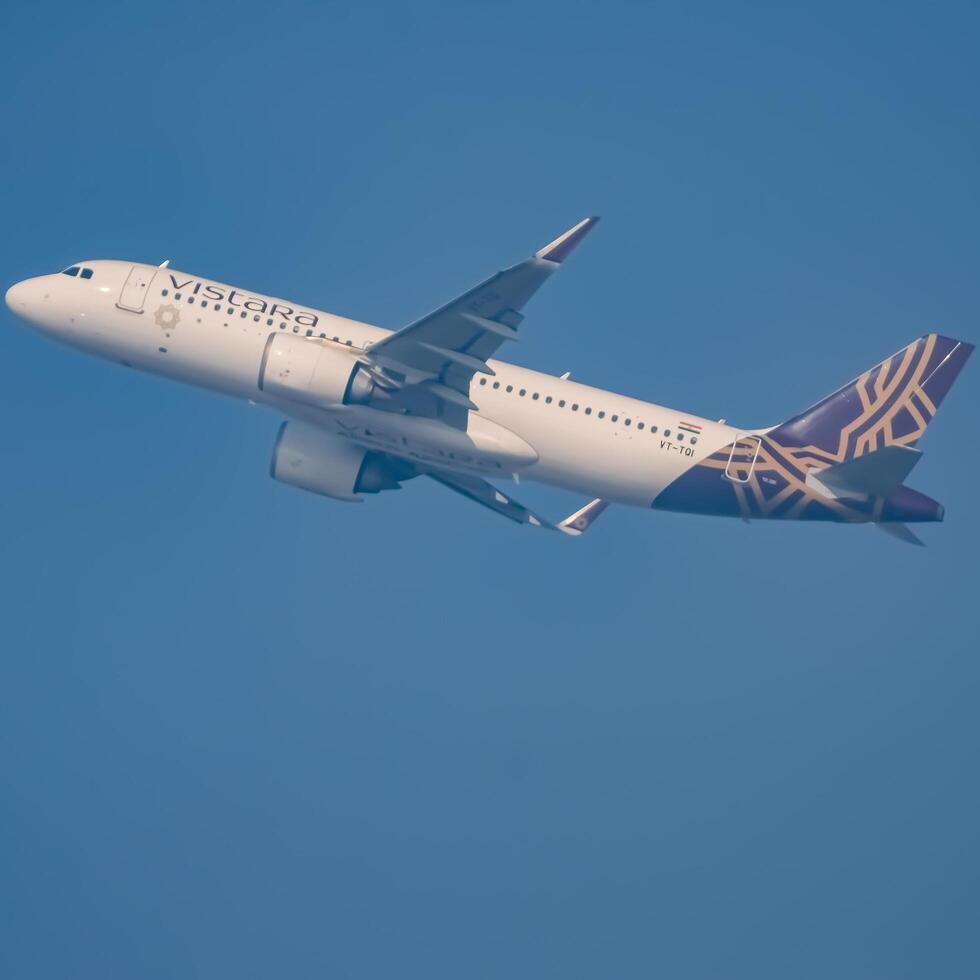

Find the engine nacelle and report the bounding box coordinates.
[270,421,410,501]
[258,333,375,407]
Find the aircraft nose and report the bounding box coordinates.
[5,279,29,312]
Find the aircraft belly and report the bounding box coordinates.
[284,403,540,480]
[483,406,689,506]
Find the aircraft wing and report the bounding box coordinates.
[362,217,599,426]
[426,468,606,536]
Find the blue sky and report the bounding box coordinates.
[2,2,978,977]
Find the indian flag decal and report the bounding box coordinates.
[678,421,702,435]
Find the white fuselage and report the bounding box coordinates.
[6,260,746,507]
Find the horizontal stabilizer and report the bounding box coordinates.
[875,522,925,546]
[810,445,922,498]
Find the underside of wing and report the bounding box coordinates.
[426,468,607,536]
[427,470,556,528]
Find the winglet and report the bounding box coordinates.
[535,216,600,264]
[558,498,609,536]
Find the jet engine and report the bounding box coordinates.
[258,333,376,408]
[270,420,414,501]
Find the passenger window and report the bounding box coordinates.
[691,436,698,445]
[611,414,619,422]
[572,403,579,411]
[545,396,553,404]
[479,378,487,385]
[664,429,671,437]
[187,296,195,304]
[558,400,566,408]
[625,418,632,426]
[598,411,605,419]
[200,300,208,308]
[174,292,182,300]
[585,407,592,415]
[637,422,644,430]
[161,288,169,296]
[80,268,93,279]
[677,432,684,440]
[650,425,658,434]
[506,385,513,392]
[532,392,539,400]
[519,389,526,396]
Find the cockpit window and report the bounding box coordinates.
[80,268,93,279]
[62,266,80,277]
[61,265,94,279]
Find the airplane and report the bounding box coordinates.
[5,217,973,543]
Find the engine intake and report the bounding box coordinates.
[258,333,375,407]
[270,421,414,501]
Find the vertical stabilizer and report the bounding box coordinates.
[653,333,971,526]
[768,334,973,462]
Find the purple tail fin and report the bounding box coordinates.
[768,334,973,463]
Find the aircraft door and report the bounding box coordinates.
[724,434,762,483]
[117,265,158,313]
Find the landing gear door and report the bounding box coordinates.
[724,434,762,483]
[117,265,157,313]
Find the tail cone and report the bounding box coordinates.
[880,486,944,523]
